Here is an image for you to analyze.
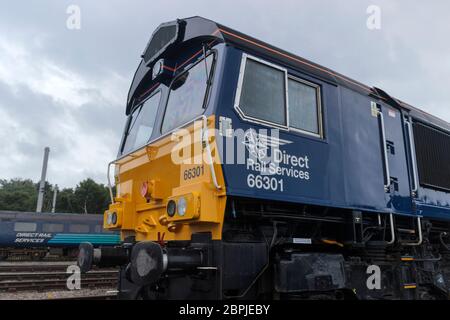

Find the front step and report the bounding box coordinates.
[397,217,423,246]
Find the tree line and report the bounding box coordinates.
[0,178,113,214]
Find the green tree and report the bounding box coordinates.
[55,187,75,213]
[0,178,37,211]
[73,178,110,214]
[0,178,111,214]
[0,179,58,212]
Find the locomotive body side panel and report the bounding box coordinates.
[216,47,343,208]
[217,46,416,216]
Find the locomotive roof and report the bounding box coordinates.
[128,16,449,132]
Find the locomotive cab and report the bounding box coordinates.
[79,18,229,298]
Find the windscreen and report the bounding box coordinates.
[121,91,161,155]
[161,54,213,133]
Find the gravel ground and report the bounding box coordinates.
[0,288,118,300]
[0,260,118,299]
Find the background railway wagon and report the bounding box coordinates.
[0,211,120,260]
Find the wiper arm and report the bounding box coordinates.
[202,44,210,85]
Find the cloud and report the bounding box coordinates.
[0,35,127,108]
[0,33,127,187]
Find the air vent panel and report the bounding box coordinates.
[413,122,450,192]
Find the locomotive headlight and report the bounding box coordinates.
[177,197,187,216]
[167,200,176,217]
[150,58,174,82]
[166,193,199,220]
[152,59,164,79]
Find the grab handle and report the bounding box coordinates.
[406,121,419,194]
[378,110,391,192]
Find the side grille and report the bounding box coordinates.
[413,121,450,191]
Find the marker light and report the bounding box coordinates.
[111,212,118,225]
[140,181,148,198]
[107,211,118,225]
[177,197,187,216]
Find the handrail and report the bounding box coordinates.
[406,121,419,194]
[106,115,221,204]
[386,213,395,245]
[200,116,222,190]
[107,161,114,203]
[378,110,391,192]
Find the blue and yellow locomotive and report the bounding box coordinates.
[78,17,450,300]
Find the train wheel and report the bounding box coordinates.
[30,251,46,261]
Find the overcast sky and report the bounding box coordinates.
[0,0,449,188]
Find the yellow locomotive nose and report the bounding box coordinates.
[103,115,226,242]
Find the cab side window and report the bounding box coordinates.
[237,58,287,126]
[235,54,323,138]
[288,78,321,135]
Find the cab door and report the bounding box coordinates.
[375,102,414,214]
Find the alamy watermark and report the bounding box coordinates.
[169,123,311,184]
[66,5,81,30]
[66,264,81,290]
[366,264,381,290]
[367,5,381,30]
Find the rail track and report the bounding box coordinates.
[54,293,118,300]
[0,261,74,273]
[0,261,118,294]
